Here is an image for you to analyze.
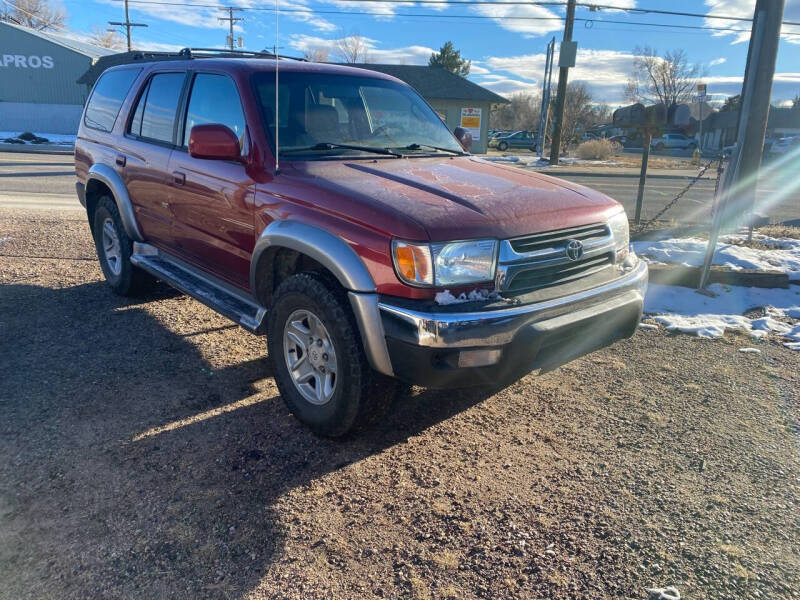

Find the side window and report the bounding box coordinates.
[134,72,185,144]
[128,79,148,136]
[183,73,246,147]
[84,68,141,132]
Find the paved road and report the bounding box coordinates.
[1,151,798,225]
[0,152,78,210]
[546,171,800,225]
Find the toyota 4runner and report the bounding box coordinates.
[75,55,648,436]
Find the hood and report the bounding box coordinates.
[286,156,622,241]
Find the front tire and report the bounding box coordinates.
[92,196,154,296]
[498,141,508,151]
[267,273,395,437]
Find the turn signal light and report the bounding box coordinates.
[392,241,433,285]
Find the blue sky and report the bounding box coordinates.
[58,0,800,105]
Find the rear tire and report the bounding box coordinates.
[92,196,154,296]
[267,272,396,437]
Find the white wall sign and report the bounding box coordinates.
[460,107,481,141]
[0,55,54,69]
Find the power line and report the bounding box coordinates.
[113,0,800,26]
[109,0,800,35]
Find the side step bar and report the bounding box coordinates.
[131,242,267,334]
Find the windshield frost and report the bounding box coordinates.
[252,71,463,157]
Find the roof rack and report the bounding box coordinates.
[177,47,306,61]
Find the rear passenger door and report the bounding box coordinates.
[167,71,255,289]
[121,71,187,249]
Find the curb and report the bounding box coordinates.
[535,170,715,181]
[647,263,790,289]
[0,143,74,155]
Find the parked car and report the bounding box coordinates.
[75,56,647,436]
[650,133,697,151]
[488,130,537,151]
[769,136,799,156]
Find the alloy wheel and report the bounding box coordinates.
[283,309,338,405]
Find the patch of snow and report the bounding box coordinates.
[434,288,500,305]
[525,156,620,169]
[632,234,800,279]
[645,283,800,344]
[0,131,75,145]
[738,347,761,354]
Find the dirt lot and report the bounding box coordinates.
[1,208,798,600]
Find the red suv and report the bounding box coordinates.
[75,56,647,436]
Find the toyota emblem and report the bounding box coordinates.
[565,239,584,261]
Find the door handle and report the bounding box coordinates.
[115,154,126,167]
[172,171,186,185]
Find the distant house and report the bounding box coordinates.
[347,64,509,154]
[700,107,800,150]
[0,21,113,134]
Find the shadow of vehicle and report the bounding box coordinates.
[0,281,493,599]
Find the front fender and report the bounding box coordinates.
[86,163,143,242]
[250,220,376,295]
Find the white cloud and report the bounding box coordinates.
[704,0,800,45]
[475,77,541,96]
[288,34,435,64]
[319,0,416,19]
[709,57,727,67]
[470,2,562,37]
[484,48,637,101]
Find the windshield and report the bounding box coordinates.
[252,71,464,158]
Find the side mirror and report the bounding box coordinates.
[453,127,473,153]
[188,124,241,161]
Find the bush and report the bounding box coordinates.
[575,138,614,160]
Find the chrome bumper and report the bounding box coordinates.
[349,259,647,379]
[378,259,648,348]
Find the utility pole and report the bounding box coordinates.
[698,0,785,288]
[736,0,784,231]
[536,37,555,157]
[549,0,577,165]
[219,7,244,52]
[108,0,147,52]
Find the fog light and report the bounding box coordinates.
[458,348,502,368]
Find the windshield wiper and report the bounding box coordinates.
[280,142,402,157]
[403,143,467,156]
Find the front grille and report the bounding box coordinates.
[505,252,614,293]
[510,223,609,254]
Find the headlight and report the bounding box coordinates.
[392,239,498,287]
[607,210,630,262]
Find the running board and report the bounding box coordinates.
[131,243,267,334]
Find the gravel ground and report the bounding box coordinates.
[1,208,798,600]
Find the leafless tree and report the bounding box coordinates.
[625,46,701,107]
[89,25,125,50]
[1,0,67,31]
[560,82,595,145]
[491,92,541,132]
[303,47,329,63]
[334,31,370,64]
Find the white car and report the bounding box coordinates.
[770,136,799,156]
[651,133,698,151]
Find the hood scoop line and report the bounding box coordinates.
[346,163,486,216]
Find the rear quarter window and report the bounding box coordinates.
[84,69,142,132]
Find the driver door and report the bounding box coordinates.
[167,72,255,288]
